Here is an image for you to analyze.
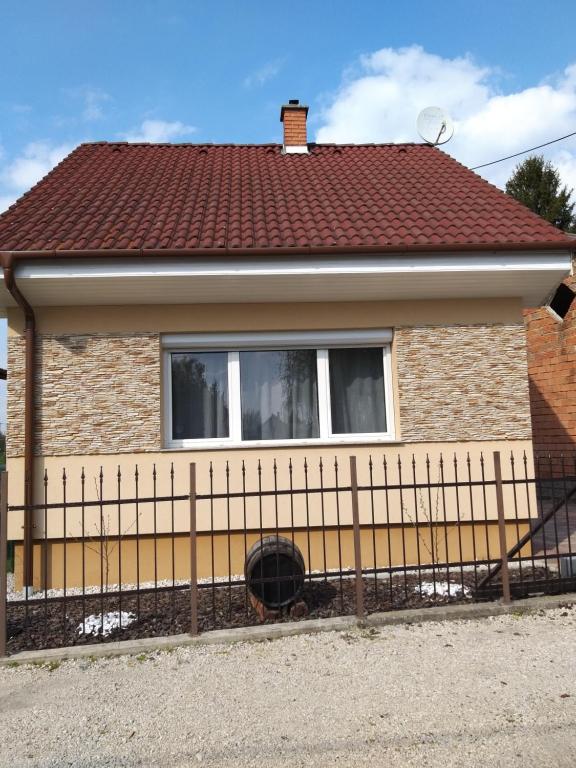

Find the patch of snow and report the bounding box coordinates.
[78,611,135,638]
[418,581,471,597]
[8,576,228,602]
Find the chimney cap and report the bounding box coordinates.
[280,100,309,122]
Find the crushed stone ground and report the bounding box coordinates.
[1,606,576,767]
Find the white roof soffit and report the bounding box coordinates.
[1,251,572,309]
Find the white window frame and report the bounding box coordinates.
[162,330,396,449]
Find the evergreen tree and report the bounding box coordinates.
[505,155,575,231]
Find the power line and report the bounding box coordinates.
[470,129,576,170]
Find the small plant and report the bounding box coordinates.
[66,471,143,593]
[402,461,458,571]
[28,659,60,671]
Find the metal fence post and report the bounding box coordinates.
[189,463,199,636]
[349,456,365,619]
[0,472,8,658]
[493,451,512,605]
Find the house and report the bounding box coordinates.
[0,100,574,592]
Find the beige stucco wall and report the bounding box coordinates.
[10,437,535,589]
[7,298,532,459]
[7,298,526,336]
[13,520,532,591]
[6,439,536,541]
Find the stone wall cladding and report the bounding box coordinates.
[7,323,532,458]
[395,324,532,442]
[8,333,161,457]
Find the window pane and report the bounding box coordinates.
[240,350,319,441]
[171,352,229,440]
[329,348,386,434]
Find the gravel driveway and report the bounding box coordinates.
[1,607,576,767]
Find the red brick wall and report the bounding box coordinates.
[524,270,576,454]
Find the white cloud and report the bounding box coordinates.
[60,86,111,123]
[554,148,576,193]
[0,141,73,212]
[121,119,196,143]
[315,46,576,191]
[243,59,283,89]
[81,88,111,121]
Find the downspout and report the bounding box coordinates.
[1,253,35,593]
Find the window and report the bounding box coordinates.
[546,283,576,322]
[240,350,320,441]
[329,348,387,434]
[163,330,394,447]
[171,352,229,440]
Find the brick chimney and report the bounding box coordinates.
[280,99,309,154]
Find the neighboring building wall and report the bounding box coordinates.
[7,301,532,458]
[524,267,576,454]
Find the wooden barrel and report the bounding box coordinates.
[245,536,305,608]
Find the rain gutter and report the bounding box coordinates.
[1,252,35,593]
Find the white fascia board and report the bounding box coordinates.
[162,328,393,349]
[14,251,573,280]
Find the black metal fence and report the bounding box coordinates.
[2,450,576,655]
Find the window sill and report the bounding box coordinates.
[162,435,400,452]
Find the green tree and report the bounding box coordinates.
[505,155,575,231]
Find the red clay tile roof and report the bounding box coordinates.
[0,142,573,253]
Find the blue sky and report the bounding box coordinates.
[2,1,576,158]
[1,0,576,429]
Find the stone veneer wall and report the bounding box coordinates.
[7,323,532,458]
[395,324,532,442]
[8,333,161,457]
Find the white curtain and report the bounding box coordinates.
[329,348,386,434]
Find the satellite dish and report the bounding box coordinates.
[417,106,454,145]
